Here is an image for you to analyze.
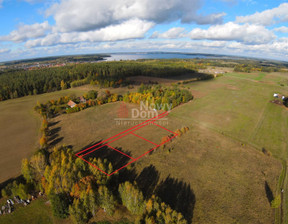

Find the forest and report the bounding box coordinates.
[0,60,211,101]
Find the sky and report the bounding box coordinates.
[0,0,288,62]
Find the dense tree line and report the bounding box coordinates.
[119,182,187,224]
[0,60,200,101]
[34,84,193,118]
[123,84,193,110]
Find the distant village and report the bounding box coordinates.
[198,68,226,77]
[0,62,68,71]
[0,55,106,71]
[0,60,101,71]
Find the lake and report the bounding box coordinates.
[103,52,228,61]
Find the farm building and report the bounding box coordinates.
[79,96,86,103]
[67,100,77,108]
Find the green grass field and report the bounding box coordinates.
[0,71,287,223]
[181,72,288,160]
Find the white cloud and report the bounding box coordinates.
[189,22,276,44]
[193,12,226,25]
[199,40,227,48]
[0,0,3,8]
[151,27,186,39]
[236,3,288,26]
[46,0,226,32]
[0,21,51,42]
[26,19,154,47]
[225,39,288,58]
[274,26,288,33]
[0,48,10,54]
[2,0,288,62]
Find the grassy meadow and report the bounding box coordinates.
[0,70,287,223]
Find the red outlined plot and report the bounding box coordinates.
[108,131,158,159]
[130,132,159,146]
[76,111,178,176]
[132,120,177,146]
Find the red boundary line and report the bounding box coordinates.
[75,154,109,176]
[130,132,159,146]
[80,143,107,157]
[108,160,136,176]
[106,132,179,176]
[77,113,168,157]
[151,121,177,134]
[76,115,179,176]
[76,111,168,156]
[78,123,155,158]
[135,133,178,160]
[106,144,135,160]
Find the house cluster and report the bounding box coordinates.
[199,69,225,74]
[25,63,67,70]
[198,69,225,77]
[67,96,86,108]
[0,196,31,215]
